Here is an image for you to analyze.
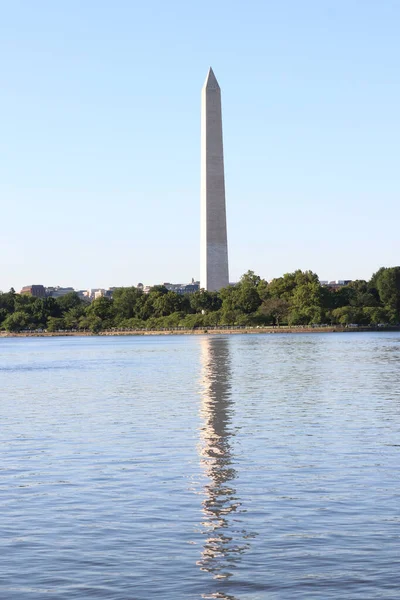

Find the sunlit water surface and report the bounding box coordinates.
[1,333,400,599]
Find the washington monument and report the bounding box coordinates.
[200,67,229,291]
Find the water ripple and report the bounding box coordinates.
[1,333,400,599]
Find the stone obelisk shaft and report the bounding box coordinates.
[200,67,229,291]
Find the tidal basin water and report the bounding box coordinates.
[1,333,400,599]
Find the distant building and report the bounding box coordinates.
[181,283,200,294]
[163,281,200,295]
[46,286,75,298]
[20,285,46,298]
[324,280,352,290]
[93,288,114,300]
[76,290,90,301]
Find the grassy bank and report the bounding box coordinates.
[1,326,399,338]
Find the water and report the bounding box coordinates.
[1,332,400,599]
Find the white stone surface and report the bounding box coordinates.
[200,67,229,292]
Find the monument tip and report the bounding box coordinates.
[203,67,220,90]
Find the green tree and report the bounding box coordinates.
[203,309,222,327]
[63,306,86,329]
[288,276,324,324]
[363,306,389,325]
[218,271,263,317]
[161,312,183,328]
[3,311,28,332]
[0,308,8,325]
[79,314,102,333]
[331,306,365,325]
[370,267,400,323]
[181,313,205,329]
[219,285,237,313]
[267,270,320,302]
[220,309,240,325]
[344,280,378,308]
[86,297,115,328]
[260,298,289,325]
[55,292,83,313]
[240,270,261,287]
[47,317,66,332]
[257,278,270,302]
[189,290,221,313]
[152,292,182,317]
[0,290,16,316]
[236,271,262,314]
[14,293,36,312]
[135,295,153,321]
[113,287,143,322]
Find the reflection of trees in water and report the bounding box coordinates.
[198,337,253,589]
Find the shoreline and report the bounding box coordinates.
[1,326,399,338]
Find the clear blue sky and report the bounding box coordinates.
[1,0,399,291]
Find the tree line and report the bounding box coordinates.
[1,267,400,333]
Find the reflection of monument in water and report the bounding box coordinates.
[198,336,253,584]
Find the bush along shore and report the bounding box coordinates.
[1,267,400,334]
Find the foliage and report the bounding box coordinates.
[2,267,400,332]
[371,267,400,323]
[259,298,289,325]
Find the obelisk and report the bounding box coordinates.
[200,67,229,291]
